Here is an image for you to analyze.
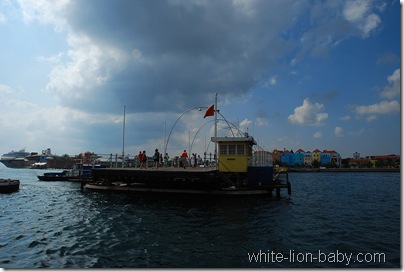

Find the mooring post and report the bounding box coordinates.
[276,187,281,199]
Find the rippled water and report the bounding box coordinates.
[0,166,400,268]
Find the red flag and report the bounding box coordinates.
[203,104,214,118]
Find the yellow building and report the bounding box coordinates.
[312,149,321,163]
[211,136,256,173]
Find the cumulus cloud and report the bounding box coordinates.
[343,0,381,38]
[288,98,328,126]
[36,0,306,113]
[15,0,387,116]
[239,118,252,131]
[355,100,400,116]
[45,33,127,103]
[353,69,400,122]
[18,0,69,31]
[380,69,400,99]
[334,126,344,137]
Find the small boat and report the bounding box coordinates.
[37,170,70,181]
[37,163,106,182]
[0,178,20,193]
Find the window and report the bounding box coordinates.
[220,145,227,155]
[237,144,244,155]
[228,145,236,155]
[219,143,246,156]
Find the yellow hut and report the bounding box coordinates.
[211,136,257,173]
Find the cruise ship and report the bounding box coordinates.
[0,148,50,168]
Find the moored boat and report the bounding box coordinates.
[38,163,106,182]
[37,170,70,181]
[0,178,20,193]
[1,148,51,168]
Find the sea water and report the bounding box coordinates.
[0,166,400,268]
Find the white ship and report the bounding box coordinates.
[0,148,51,168]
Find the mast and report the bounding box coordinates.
[214,93,218,168]
[122,105,126,168]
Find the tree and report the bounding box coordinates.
[312,159,320,168]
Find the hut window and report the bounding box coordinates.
[228,144,236,155]
[237,144,244,155]
[220,145,227,155]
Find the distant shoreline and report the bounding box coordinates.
[289,168,400,173]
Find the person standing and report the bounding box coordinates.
[181,150,188,169]
[138,151,143,168]
[142,150,147,169]
[191,153,195,168]
[164,153,169,167]
[193,153,197,168]
[197,155,202,166]
[153,149,160,169]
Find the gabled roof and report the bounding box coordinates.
[322,150,338,154]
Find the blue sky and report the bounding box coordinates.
[0,0,400,159]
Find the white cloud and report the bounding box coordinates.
[18,0,70,31]
[0,84,13,95]
[380,68,400,99]
[340,115,351,121]
[239,118,252,132]
[313,131,322,138]
[271,76,277,85]
[334,126,344,137]
[288,98,328,126]
[355,100,400,116]
[366,115,377,122]
[256,117,268,127]
[45,33,126,99]
[343,0,381,38]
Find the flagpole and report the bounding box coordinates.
[214,93,218,168]
[122,105,126,168]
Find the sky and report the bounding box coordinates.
[0,0,400,159]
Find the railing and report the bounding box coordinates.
[250,149,273,167]
[85,153,218,169]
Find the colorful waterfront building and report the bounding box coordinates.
[369,154,400,168]
[320,150,331,165]
[281,149,295,166]
[295,149,305,166]
[312,149,321,163]
[304,151,312,166]
[321,150,341,167]
[271,149,282,164]
[272,148,341,167]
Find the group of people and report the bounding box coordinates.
[137,149,169,169]
[136,149,202,169]
[179,150,203,168]
[137,150,148,169]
